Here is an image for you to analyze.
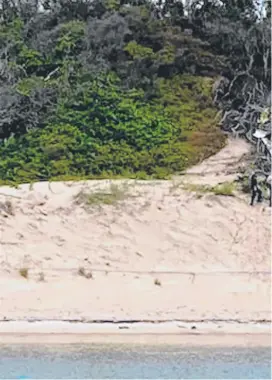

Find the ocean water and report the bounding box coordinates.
[0,343,270,379]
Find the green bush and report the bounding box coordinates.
[0,8,226,185]
[0,73,225,183]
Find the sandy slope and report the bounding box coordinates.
[0,138,271,326]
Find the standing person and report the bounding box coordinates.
[266,174,271,207]
[250,173,263,206]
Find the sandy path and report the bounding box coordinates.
[0,138,271,328]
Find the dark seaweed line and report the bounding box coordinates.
[0,318,271,324]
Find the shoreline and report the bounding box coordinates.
[0,321,270,346]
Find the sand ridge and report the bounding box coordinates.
[0,137,271,326]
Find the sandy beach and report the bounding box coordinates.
[0,321,270,346]
[0,138,271,344]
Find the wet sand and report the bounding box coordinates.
[0,321,270,346]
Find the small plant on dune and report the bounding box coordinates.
[78,266,93,279]
[169,180,183,194]
[78,266,86,276]
[85,271,93,279]
[19,267,29,279]
[182,181,235,197]
[154,278,161,286]
[195,193,203,199]
[38,272,45,282]
[5,200,15,215]
[212,182,235,196]
[0,200,15,216]
[182,183,210,193]
[74,184,129,207]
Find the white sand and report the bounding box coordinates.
[0,137,271,342]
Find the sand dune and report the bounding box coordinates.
[0,138,271,328]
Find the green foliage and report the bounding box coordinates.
[55,21,85,59]
[155,75,226,165]
[105,0,121,11]
[17,47,43,68]
[156,43,176,64]
[0,71,225,182]
[0,17,23,45]
[0,2,228,184]
[212,182,235,196]
[124,41,155,60]
[16,77,45,96]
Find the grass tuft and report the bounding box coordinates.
[0,200,15,216]
[74,183,129,207]
[19,267,28,279]
[212,182,235,196]
[38,272,45,282]
[182,181,235,197]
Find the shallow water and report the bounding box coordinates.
[0,343,270,379]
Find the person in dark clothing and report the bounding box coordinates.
[266,175,271,207]
[250,173,263,206]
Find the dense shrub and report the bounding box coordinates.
[0,1,234,185]
[0,73,225,183]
